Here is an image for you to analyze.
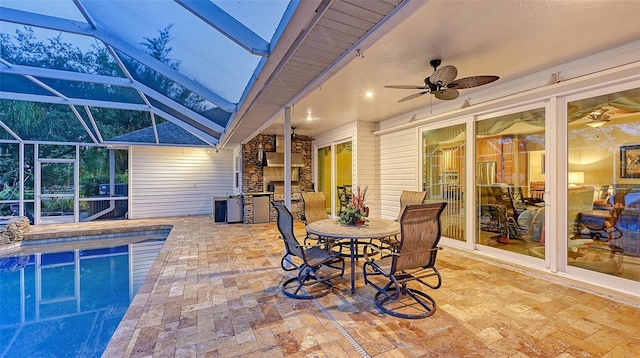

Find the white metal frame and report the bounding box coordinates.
[35,157,78,225]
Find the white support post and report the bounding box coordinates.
[284,107,292,210]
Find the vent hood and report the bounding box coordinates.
[265,136,305,167]
[265,152,305,167]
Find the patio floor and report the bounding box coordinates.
[24,216,640,357]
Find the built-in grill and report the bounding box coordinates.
[270,181,302,201]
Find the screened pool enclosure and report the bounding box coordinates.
[0,0,296,223]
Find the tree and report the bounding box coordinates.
[0,24,189,212]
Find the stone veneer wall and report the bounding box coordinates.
[242,135,313,222]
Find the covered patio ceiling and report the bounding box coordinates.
[0,0,410,148]
[2,1,639,150]
[261,0,640,139]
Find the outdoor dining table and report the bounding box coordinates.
[305,218,400,293]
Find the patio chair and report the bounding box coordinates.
[363,202,447,319]
[301,191,333,247]
[271,201,345,299]
[301,192,328,225]
[397,190,428,222]
[377,190,428,250]
[337,185,352,214]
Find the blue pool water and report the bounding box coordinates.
[0,231,167,358]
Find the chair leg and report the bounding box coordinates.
[374,284,437,319]
[281,267,336,300]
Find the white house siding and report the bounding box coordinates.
[379,127,418,220]
[355,121,379,217]
[129,146,234,219]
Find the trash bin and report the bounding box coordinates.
[227,196,243,223]
[214,199,227,222]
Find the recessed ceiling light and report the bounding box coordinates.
[365,91,374,98]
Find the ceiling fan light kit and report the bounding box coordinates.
[585,119,609,128]
[584,108,612,128]
[385,59,499,103]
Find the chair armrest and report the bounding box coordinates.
[362,242,396,262]
[394,246,442,258]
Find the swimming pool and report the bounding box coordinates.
[0,230,168,358]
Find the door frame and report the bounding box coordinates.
[315,136,354,217]
[35,156,79,225]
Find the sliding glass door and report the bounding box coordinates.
[566,87,639,283]
[475,108,546,257]
[422,123,466,241]
[317,140,353,217]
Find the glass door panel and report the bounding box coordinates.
[38,161,75,224]
[318,146,331,215]
[566,87,639,282]
[476,108,546,256]
[422,124,466,241]
[317,140,353,217]
[336,141,352,215]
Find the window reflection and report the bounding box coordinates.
[567,87,640,282]
[476,108,546,255]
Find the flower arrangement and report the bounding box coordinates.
[337,185,369,226]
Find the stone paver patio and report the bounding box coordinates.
[20,216,640,357]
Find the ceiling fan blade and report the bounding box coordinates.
[294,134,315,141]
[434,88,459,100]
[398,91,429,102]
[430,65,457,85]
[449,75,499,89]
[384,84,429,89]
[291,126,315,141]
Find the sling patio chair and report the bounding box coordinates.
[377,190,428,250]
[363,202,447,319]
[271,201,345,299]
[397,190,428,222]
[301,191,345,252]
[301,192,328,242]
[301,192,329,225]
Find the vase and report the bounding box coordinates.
[355,218,366,226]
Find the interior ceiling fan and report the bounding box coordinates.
[291,126,314,141]
[584,108,614,128]
[385,59,499,102]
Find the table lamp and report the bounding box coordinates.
[568,172,584,187]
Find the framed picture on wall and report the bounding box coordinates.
[620,144,640,178]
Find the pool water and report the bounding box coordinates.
[0,233,167,358]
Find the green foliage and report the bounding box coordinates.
[141,25,180,69]
[336,185,369,225]
[0,24,186,144]
[0,25,182,202]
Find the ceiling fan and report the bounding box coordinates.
[584,108,613,128]
[291,126,314,141]
[385,59,499,102]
